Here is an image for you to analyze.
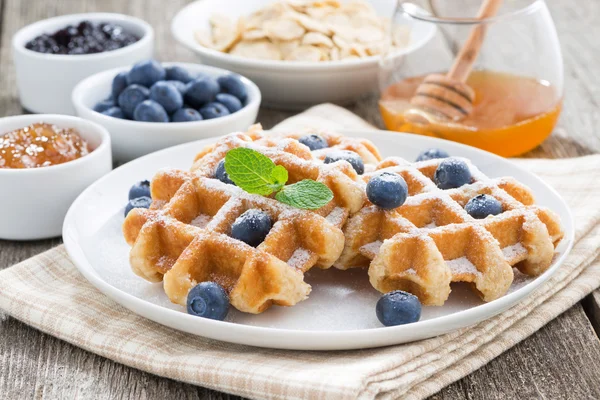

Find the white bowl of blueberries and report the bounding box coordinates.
[72,60,261,162]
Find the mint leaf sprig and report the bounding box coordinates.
[224,147,333,210]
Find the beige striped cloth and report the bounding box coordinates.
[1,104,599,400]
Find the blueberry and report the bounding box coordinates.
[171,108,203,123]
[128,180,151,200]
[217,74,247,103]
[215,93,242,113]
[166,80,187,94]
[184,76,220,108]
[77,21,93,35]
[124,196,152,217]
[126,60,166,87]
[298,134,328,151]
[111,71,128,101]
[465,194,503,219]
[53,28,70,46]
[150,81,183,114]
[101,106,125,119]
[186,282,229,321]
[165,65,194,83]
[366,172,408,209]
[215,159,235,185]
[376,290,422,327]
[93,99,115,113]
[199,102,230,120]
[133,100,169,123]
[416,148,450,162]
[118,84,150,118]
[433,158,472,189]
[324,150,364,175]
[230,209,272,247]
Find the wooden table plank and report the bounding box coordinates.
[0,0,599,399]
[431,303,600,400]
[582,291,600,338]
[0,316,235,399]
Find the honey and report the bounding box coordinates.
[0,123,91,169]
[379,70,562,157]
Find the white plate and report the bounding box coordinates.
[63,131,574,350]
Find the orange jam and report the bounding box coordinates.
[379,70,562,157]
[0,123,91,169]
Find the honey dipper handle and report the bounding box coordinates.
[447,0,504,82]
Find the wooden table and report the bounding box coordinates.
[1,1,599,398]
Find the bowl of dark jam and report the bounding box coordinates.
[13,13,154,115]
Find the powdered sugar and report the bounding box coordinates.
[360,241,382,258]
[190,214,211,228]
[326,207,347,227]
[201,176,242,196]
[288,248,313,269]
[502,243,527,261]
[447,257,480,277]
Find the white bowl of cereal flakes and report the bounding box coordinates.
[172,0,436,109]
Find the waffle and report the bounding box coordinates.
[337,156,564,306]
[194,125,382,168]
[191,125,382,223]
[256,127,383,167]
[123,126,382,313]
[123,170,346,313]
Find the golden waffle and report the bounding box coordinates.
[256,127,383,167]
[193,124,382,167]
[123,170,345,313]
[337,157,564,306]
[191,125,382,223]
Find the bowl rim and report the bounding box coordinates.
[0,114,112,175]
[401,0,544,25]
[12,12,154,61]
[170,0,437,72]
[72,62,262,129]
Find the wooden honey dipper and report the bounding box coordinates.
[410,0,504,121]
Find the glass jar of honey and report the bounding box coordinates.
[379,0,563,157]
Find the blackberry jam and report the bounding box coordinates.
[25,20,139,55]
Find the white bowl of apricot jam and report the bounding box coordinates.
[12,13,154,115]
[0,115,112,240]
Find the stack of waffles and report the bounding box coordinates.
[122,125,382,313]
[338,157,564,306]
[123,125,564,313]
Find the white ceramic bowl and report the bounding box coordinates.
[171,0,436,109]
[0,114,112,240]
[72,62,261,163]
[13,13,154,115]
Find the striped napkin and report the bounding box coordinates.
[1,104,599,400]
